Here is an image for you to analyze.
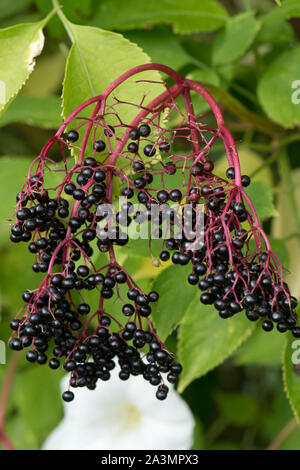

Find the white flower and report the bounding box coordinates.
[42,367,194,450]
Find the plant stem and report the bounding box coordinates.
[267,418,298,450]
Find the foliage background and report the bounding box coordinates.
[0,0,300,450]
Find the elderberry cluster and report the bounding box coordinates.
[8,64,299,405]
[8,124,185,402]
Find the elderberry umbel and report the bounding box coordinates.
[8,64,299,403]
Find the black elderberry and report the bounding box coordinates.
[129,128,139,140]
[133,161,145,173]
[63,360,76,371]
[292,327,300,338]
[143,144,156,157]
[127,288,139,300]
[127,142,138,153]
[188,273,199,285]
[9,338,23,351]
[191,163,203,176]
[64,183,76,195]
[49,358,60,369]
[101,287,114,299]
[66,130,79,142]
[148,291,159,302]
[243,294,257,307]
[10,319,19,330]
[26,350,38,362]
[62,390,74,402]
[94,140,106,152]
[241,175,251,187]
[94,170,106,183]
[104,125,115,137]
[246,310,259,321]
[122,304,135,316]
[139,124,151,137]
[121,187,134,198]
[194,263,207,276]
[226,167,235,179]
[115,271,127,283]
[169,189,182,202]
[160,250,170,261]
[165,162,176,175]
[200,293,214,305]
[157,190,169,203]
[78,303,90,315]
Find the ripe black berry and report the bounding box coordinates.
[66,130,79,142]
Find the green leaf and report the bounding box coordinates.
[215,392,258,425]
[62,22,164,140]
[256,9,294,45]
[14,366,64,442]
[245,181,277,220]
[151,264,197,342]
[91,0,228,34]
[0,19,47,116]
[272,0,300,19]
[0,156,32,222]
[268,237,290,269]
[272,167,300,299]
[283,335,300,422]
[234,325,286,366]
[191,417,204,450]
[201,82,281,135]
[124,28,192,70]
[0,0,33,21]
[212,11,260,66]
[6,414,40,450]
[0,95,61,129]
[257,46,300,128]
[0,243,44,313]
[178,300,254,392]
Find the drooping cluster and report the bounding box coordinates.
[8,64,299,402]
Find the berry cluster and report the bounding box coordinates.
[8,63,299,403]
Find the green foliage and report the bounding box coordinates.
[257,46,300,128]
[178,300,254,392]
[62,20,163,151]
[256,9,295,45]
[124,28,192,70]
[212,12,260,66]
[0,0,33,21]
[245,181,277,220]
[91,0,228,34]
[0,95,61,129]
[0,19,47,116]
[215,392,258,426]
[14,366,64,440]
[234,325,286,367]
[0,156,32,221]
[151,264,197,341]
